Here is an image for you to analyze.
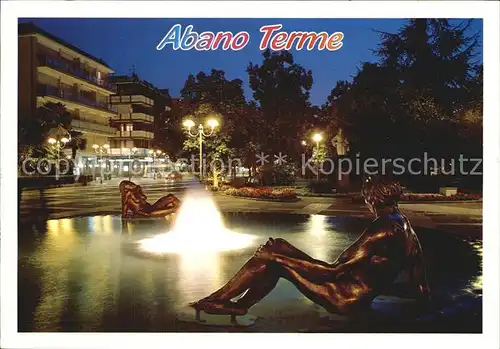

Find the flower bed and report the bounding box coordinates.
[224,187,299,202]
[402,193,482,201]
[351,192,482,203]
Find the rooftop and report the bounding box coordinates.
[18,22,111,69]
[111,74,170,101]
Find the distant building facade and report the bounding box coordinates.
[18,22,117,172]
[18,23,176,178]
[108,74,171,176]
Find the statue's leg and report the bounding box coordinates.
[232,238,317,309]
[268,238,316,261]
[199,257,271,303]
[235,259,338,313]
[151,194,180,210]
[198,239,317,303]
[196,260,335,314]
[234,265,280,309]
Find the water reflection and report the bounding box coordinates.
[308,214,327,237]
[305,214,329,261]
[89,215,113,235]
[34,218,77,329]
[466,241,483,294]
[177,253,223,307]
[18,213,483,332]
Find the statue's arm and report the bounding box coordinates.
[409,254,431,302]
[269,232,389,280]
[271,253,336,280]
[122,191,149,216]
[122,191,133,216]
[327,228,396,276]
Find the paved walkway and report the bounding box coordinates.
[19,177,482,239]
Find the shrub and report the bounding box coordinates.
[273,164,296,186]
[257,164,296,186]
[224,186,298,201]
[401,193,482,201]
[307,179,335,194]
[227,177,253,188]
[351,192,482,203]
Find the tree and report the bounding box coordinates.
[247,50,315,162]
[375,19,480,115]
[182,103,232,177]
[19,102,72,162]
[152,88,174,154]
[69,131,87,159]
[456,63,482,157]
[160,97,191,159]
[323,19,482,162]
[181,69,247,116]
[180,69,252,177]
[230,100,265,178]
[18,102,89,178]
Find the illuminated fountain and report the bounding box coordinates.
[138,190,256,254]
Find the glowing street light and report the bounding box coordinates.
[183,119,196,129]
[312,133,323,143]
[122,147,138,180]
[312,133,324,180]
[207,119,219,129]
[47,136,70,169]
[148,149,165,179]
[183,118,219,180]
[92,144,110,184]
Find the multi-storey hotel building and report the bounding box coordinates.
[108,74,171,177]
[18,22,117,172]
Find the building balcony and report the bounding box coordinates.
[71,119,117,136]
[108,147,151,157]
[111,112,154,123]
[110,95,154,106]
[37,84,117,115]
[37,55,116,93]
[114,130,154,139]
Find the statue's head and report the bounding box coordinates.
[362,175,402,215]
[134,185,147,201]
[119,180,147,203]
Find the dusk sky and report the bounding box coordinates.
[19,18,483,106]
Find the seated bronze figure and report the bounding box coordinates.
[190,176,431,319]
[119,180,181,217]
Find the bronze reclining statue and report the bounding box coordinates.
[119,180,181,218]
[190,176,431,320]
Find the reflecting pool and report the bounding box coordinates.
[18,213,482,332]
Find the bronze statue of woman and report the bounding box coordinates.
[120,180,181,217]
[190,176,431,318]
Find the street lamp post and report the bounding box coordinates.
[148,149,164,179]
[122,147,137,180]
[183,118,218,180]
[312,133,323,181]
[92,144,110,184]
[47,136,70,175]
[155,149,162,178]
[158,151,166,176]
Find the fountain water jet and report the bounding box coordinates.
[138,190,256,254]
